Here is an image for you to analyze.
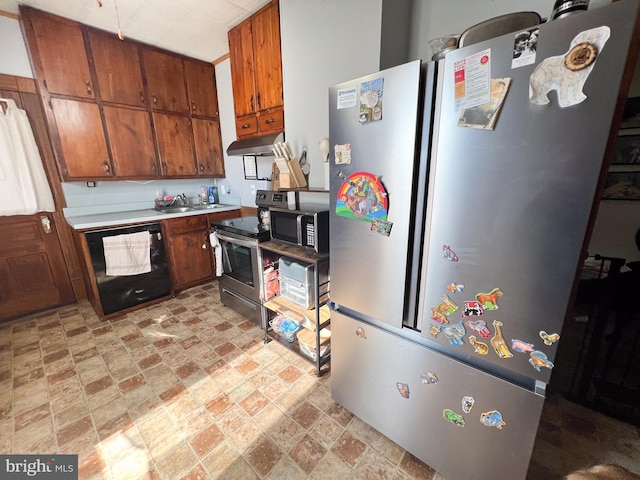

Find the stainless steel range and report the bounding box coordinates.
[211,190,288,326]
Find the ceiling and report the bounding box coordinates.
[0,0,271,63]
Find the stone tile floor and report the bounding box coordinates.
[1,281,639,479]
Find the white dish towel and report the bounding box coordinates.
[103,231,151,276]
[209,232,223,277]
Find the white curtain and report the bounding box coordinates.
[0,98,55,215]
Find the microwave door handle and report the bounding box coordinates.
[296,215,303,245]
[215,232,258,249]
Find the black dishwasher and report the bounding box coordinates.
[86,223,172,315]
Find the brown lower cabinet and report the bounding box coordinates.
[164,210,240,292]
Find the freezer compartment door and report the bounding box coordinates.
[328,60,428,329]
[331,310,544,480]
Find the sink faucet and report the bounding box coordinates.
[175,194,188,206]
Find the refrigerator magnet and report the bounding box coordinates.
[442,245,458,261]
[511,28,539,69]
[335,171,389,223]
[490,321,513,358]
[396,382,410,399]
[355,327,366,339]
[461,300,484,318]
[336,86,357,109]
[421,372,439,384]
[334,144,352,164]
[466,320,492,338]
[447,283,464,294]
[539,331,560,346]
[529,26,610,108]
[529,351,554,372]
[443,409,466,427]
[431,308,448,325]
[438,294,459,315]
[443,322,466,347]
[480,410,506,429]
[476,288,503,310]
[371,218,393,236]
[359,77,384,123]
[468,335,489,355]
[511,339,535,354]
[462,396,475,413]
[430,324,442,338]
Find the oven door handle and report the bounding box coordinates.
[215,231,258,249]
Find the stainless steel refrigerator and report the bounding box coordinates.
[328,2,639,478]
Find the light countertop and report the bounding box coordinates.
[65,204,242,230]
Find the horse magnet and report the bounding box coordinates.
[476,288,503,310]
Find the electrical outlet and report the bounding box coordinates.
[250,184,256,195]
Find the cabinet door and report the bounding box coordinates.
[25,9,94,99]
[192,117,225,177]
[228,18,256,117]
[142,49,189,113]
[89,30,146,107]
[50,98,111,178]
[103,106,158,177]
[252,2,283,112]
[165,217,214,290]
[184,59,219,118]
[153,113,196,176]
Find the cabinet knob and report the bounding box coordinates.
[152,94,158,105]
[140,92,145,104]
[191,102,197,113]
[85,80,92,95]
[265,118,275,124]
[242,124,251,129]
[102,161,110,172]
[199,164,204,173]
[162,162,168,174]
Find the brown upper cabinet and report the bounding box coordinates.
[185,59,220,118]
[20,6,225,181]
[88,30,146,107]
[228,0,284,139]
[142,49,189,114]
[26,12,94,99]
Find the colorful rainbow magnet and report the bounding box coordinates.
[469,335,489,355]
[397,382,410,399]
[421,372,439,384]
[539,331,560,346]
[529,351,554,372]
[335,171,388,223]
[476,288,503,310]
[462,301,484,318]
[462,396,475,413]
[480,410,506,429]
[442,245,459,262]
[465,320,492,338]
[444,322,466,346]
[443,409,466,427]
[447,283,464,294]
[430,324,442,338]
[511,339,535,353]
[355,327,366,339]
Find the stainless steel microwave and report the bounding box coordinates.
[269,206,329,253]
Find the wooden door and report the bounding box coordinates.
[103,106,158,177]
[153,113,196,176]
[89,29,146,107]
[165,216,213,291]
[228,18,257,117]
[50,98,112,178]
[142,48,189,113]
[0,212,75,322]
[192,117,224,177]
[184,59,219,118]
[22,8,94,99]
[252,2,283,112]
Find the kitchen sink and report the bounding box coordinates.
[189,204,224,210]
[154,206,193,214]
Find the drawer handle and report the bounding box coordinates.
[242,124,251,129]
[265,118,275,124]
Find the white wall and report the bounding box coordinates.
[0,15,33,78]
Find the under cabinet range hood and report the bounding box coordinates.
[226,132,284,157]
